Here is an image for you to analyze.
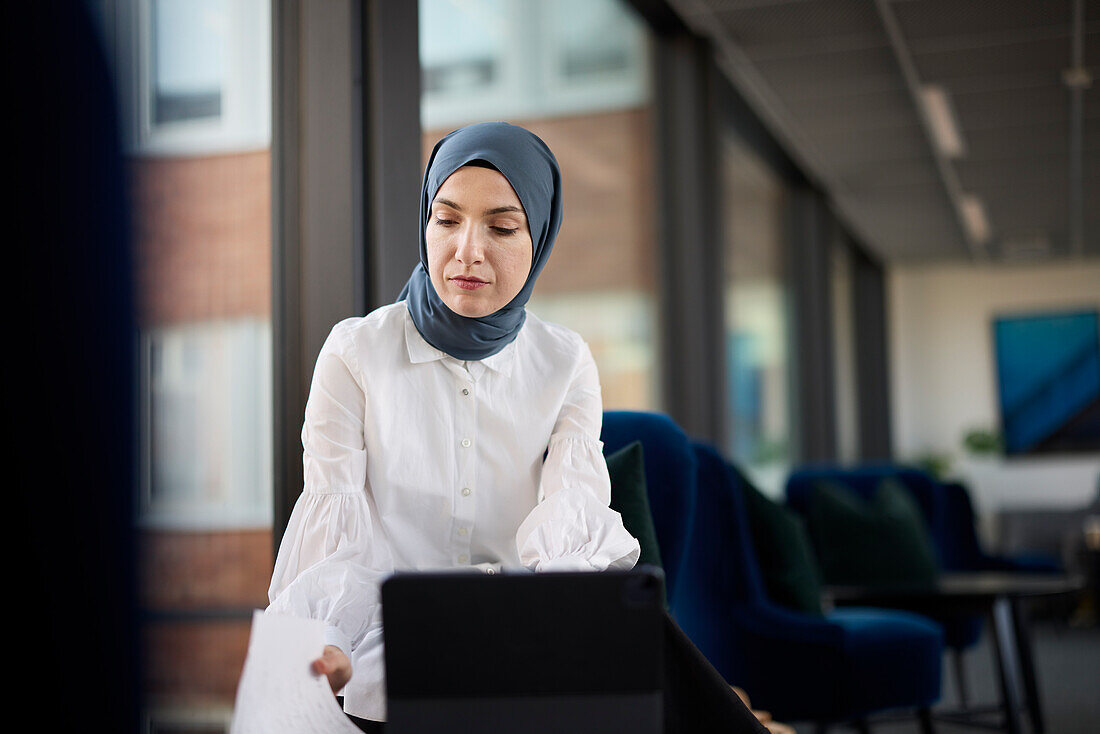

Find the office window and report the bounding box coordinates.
[97,0,273,730]
[104,0,271,155]
[151,0,224,124]
[419,0,506,99]
[420,0,648,128]
[419,0,660,410]
[141,319,272,528]
[721,131,792,494]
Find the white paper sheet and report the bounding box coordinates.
[230,610,364,734]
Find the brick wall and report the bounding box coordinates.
[140,529,271,704]
[144,618,253,704]
[130,150,271,327]
[140,529,272,611]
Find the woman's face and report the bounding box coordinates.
[426,165,534,319]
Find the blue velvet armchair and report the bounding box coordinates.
[679,444,943,726]
[601,412,943,729]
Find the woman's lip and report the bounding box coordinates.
[450,276,488,290]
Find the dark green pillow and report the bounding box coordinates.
[874,477,940,578]
[807,478,938,587]
[740,480,824,615]
[606,441,663,572]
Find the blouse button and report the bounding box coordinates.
[486,568,496,575]
[457,527,468,536]
[461,388,470,396]
[458,554,469,564]
[461,487,472,497]
[461,438,472,448]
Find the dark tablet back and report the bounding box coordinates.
[381,567,664,734]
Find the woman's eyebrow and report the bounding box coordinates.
[433,197,463,211]
[484,205,525,217]
[434,198,525,218]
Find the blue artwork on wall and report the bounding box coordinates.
[993,309,1100,455]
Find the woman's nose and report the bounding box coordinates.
[454,225,484,264]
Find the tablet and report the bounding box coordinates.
[381,566,664,734]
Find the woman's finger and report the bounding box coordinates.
[315,646,352,694]
[765,722,795,734]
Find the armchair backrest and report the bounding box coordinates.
[601,411,698,607]
[785,465,948,567]
[681,442,769,607]
[938,481,988,571]
[678,442,836,689]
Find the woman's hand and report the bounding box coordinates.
[312,645,352,694]
[732,686,796,734]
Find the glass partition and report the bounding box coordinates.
[721,131,792,495]
[419,0,661,410]
[96,0,273,729]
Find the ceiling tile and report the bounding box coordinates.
[671,0,1092,263]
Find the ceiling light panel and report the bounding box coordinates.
[919,84,966,157]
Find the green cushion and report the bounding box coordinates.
[807,478,938,587]
[606,441,663,572]
[740,479,824,615]
[605,441,667,608]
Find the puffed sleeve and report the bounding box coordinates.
[267,322,392,667]
[515,342,641,572]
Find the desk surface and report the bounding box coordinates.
[824,572,1083,611]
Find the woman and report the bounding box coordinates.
[267,122,772,733]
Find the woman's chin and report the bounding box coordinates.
[443,293,500,319]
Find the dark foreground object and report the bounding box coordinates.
[346,605,767,733]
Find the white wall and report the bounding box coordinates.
[888,258,1100,520]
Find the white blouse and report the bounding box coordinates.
[267,302,641,721]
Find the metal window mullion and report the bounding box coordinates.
[852,246,893,461]
[361,0,421,311]
[653,32,726,446]
[787,188,837,463]
[271,0,303,554]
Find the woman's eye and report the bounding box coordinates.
[492,227,518,236]
[434,218,456,227]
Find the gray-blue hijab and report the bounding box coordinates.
[398,122,563,361]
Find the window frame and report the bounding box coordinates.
[107,0,272,157]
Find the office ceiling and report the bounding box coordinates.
[666,0,1099,263]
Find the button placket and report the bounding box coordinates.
[454,371,477,566]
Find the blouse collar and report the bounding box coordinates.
[404,306,516,379]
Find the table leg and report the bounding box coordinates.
[952,648,970,710]
[990,597,1025,734]
[1010,597,1045,734]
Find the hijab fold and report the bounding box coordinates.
[398,122,563,361]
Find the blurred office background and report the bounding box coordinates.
[61,0,1100,730]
